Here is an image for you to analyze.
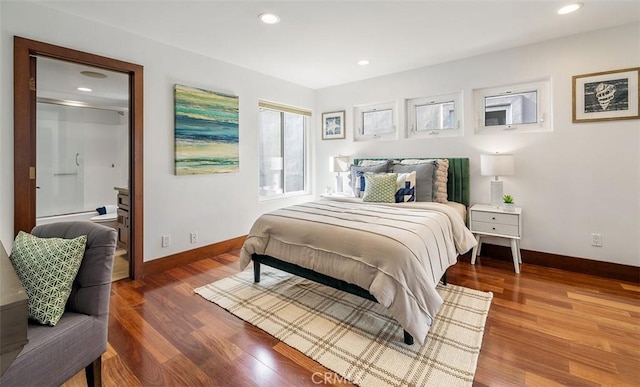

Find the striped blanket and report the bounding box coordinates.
[240,200,476,345]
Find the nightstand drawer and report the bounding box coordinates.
[471,221,519,237]
[471,211,519,226]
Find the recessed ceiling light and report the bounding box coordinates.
[77,87,92,92]
[80,70,107,79]
[259,13,280,24]
[558,3,583,15]
[358,60,370,66]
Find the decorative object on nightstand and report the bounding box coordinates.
[469,204,523,273]
[329,156,349,194]
[480,153,514,207]
[502,194,515,212]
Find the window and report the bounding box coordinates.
[354,101,397,141]
[406,92,462,138]
[258,101,310,199]
[474,79,552,133]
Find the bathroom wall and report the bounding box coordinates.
[36,103,128,217]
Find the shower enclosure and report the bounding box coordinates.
[36,102,129,220]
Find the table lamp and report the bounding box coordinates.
[480,153,514,207]
[329,156,349,193]
[269,157,283,192]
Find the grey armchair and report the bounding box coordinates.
[0,222,117,387]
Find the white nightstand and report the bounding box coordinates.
[469,204,523,273]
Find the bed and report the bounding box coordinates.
[240,158,475,345]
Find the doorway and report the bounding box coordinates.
[35,57,130,280]
[13,36,144,279]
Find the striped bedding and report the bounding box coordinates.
[239,200,477,345]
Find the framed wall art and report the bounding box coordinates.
[174,84,239,175]
[572,67,639,123]
[321,110,346,140]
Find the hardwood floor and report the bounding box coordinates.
[64,251,640,386]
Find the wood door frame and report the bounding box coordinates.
[14,36,144,279]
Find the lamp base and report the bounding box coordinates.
[335,173,344,194]
[490,180,504,207]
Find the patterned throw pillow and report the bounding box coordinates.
[395,171,417,203]
[9,231,87,326]
[362,172,398,203]
[432,159,449,203]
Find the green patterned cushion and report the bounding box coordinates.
[9,231,87,326]
[362,172,398,203]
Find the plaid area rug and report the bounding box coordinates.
[195,267,492,386]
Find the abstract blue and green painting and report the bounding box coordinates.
[174,84,239,175]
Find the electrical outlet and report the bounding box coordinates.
[162,234,171,248]
[591,233,602,247]
[190,232,198,244]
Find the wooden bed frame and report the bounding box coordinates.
[252,157,470,345]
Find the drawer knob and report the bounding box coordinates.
[492,227,496,230]
[492,217,496,220]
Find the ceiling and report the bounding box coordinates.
[37,56,129,109]
[36,0,640,90]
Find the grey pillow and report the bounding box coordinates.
[349,160,392,197]
[399,159,449,203]
[392,162,436,202]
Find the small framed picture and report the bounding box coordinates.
[572,67,639,123]
[322,111,346,140]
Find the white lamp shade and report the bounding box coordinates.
[481,154,514,177]
[329,156,350,173]
[269,157,283,171]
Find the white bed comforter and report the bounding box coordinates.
[239,200,477,345]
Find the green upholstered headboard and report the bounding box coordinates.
[351,158,470,207]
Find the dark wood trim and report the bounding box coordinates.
[128,51,144,281]
[13,36,144,279]
[13,38,35,235]
[141,236,246,277]
[140,236,638,284]
[471,243,640,283]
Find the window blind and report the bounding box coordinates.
[258,100,312,117]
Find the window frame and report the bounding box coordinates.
[258,101,310,201]
[353,101,398,142]
[473,79,552,134]
[406,91,463,139]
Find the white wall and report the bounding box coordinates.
[1,2,637,268]
[1,1,315,261]
[315,23,640,267]
[36,105,128,217]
